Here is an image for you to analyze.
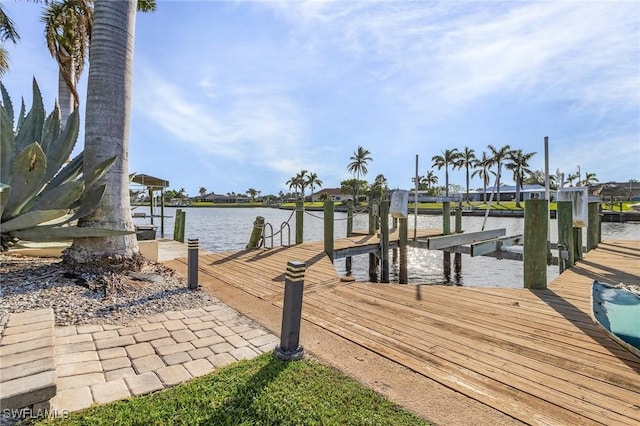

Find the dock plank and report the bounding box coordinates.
[163,237,640,425]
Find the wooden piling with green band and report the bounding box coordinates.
[246,216,265,249]
[443,201,451,235]
[399,217,408,284]
[295,200,303,245]
[524,199,548,289]
[324,200,334,261]
[380,200,390,283]
[556,201,575,273]
[587,202,600,252]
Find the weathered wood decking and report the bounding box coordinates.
[164,238,640,425]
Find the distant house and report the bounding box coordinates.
[468,185,551,202]
[310,188,353,202]
[203,193,252,203]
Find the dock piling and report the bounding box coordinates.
[324,200,334,261]
[587,202,600,251]
[443,201,451,235]
[557,201,575,272]
[246,216,265,249]
[380,200,390,283]
[295,201,304,245]
[187,239,199,289]
[275,261,306,361]
[399,217,408,284]
[524,199,548,289]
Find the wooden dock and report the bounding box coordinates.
[164,238,640,425]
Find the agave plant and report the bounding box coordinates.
[0,78,132,251]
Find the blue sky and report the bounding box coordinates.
[2,1,639,197]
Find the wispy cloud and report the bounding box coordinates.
[263,1,639,119]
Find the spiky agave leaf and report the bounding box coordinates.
[2,143,47,220]
[66,183,106,222]
[1,209,68,233]
[28,181,84,212]
[47,152,83,189]
[0,187,10,219]
[41,109,79,185]
[40,102,62,157]
[15,79,45,153]
[83,156,117,190]
[0,82,13,128]
[0,104,15,185]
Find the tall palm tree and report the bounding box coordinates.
[42,0,155,126]
[431,148,462,197]
[0,3,20,76]
[460,146,476,203]
[42,0,93,125]
[198,186,207,200]
[565,172,579,187]
[471,151,495,203]
[487,144,512,204]
[347,146,372,202]
[65,0,139,263]
[421,170,438,189]
[506,149,536,208]
[306,172,323,201]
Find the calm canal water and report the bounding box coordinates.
[134,206,639,288]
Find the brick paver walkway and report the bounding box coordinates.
[28,304,277,414]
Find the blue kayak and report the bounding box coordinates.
[592,280,640,357]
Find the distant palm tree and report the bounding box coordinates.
[286,170,308,200]
[347,146,372,202]
[198,186,207,200]
[565,172,579,187]
[488,144,512,203]
[579,172,599,187]
[370,174,388,200]
[246,188,259,202]
[471,151,495,203]
[460,147,476,203]
[306,172,323,201]
[0,3,20,76]
[421,170,439,189]
[506,149,536,208]
[432,148,462,197]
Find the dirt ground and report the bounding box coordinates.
[189,271,525,426]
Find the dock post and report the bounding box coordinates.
[443,201,451,235]
[368,201,377,281]
[455,205,462,233]
[275,261,306,361]
[347,200,354,237]
[173,209,182,241]
[246,216,265,249]
[573,227,583,261]
[324,200,334,261]
[295,201,304,245]
[524,199,548,289]
[187,239,199,289]
[380,200,390,283]
[178,210,186,243]
[587,202,600,252]
[160,190,165,237]
[556,201,575,272]
[399,217,408,284]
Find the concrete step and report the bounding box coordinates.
[0,308,56,410]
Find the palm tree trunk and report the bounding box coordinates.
[58,65,74,128]
[445,167,449,197]
[496,166,502,203]
[65,0,138,262]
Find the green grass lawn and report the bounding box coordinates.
[36,354,428,426]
